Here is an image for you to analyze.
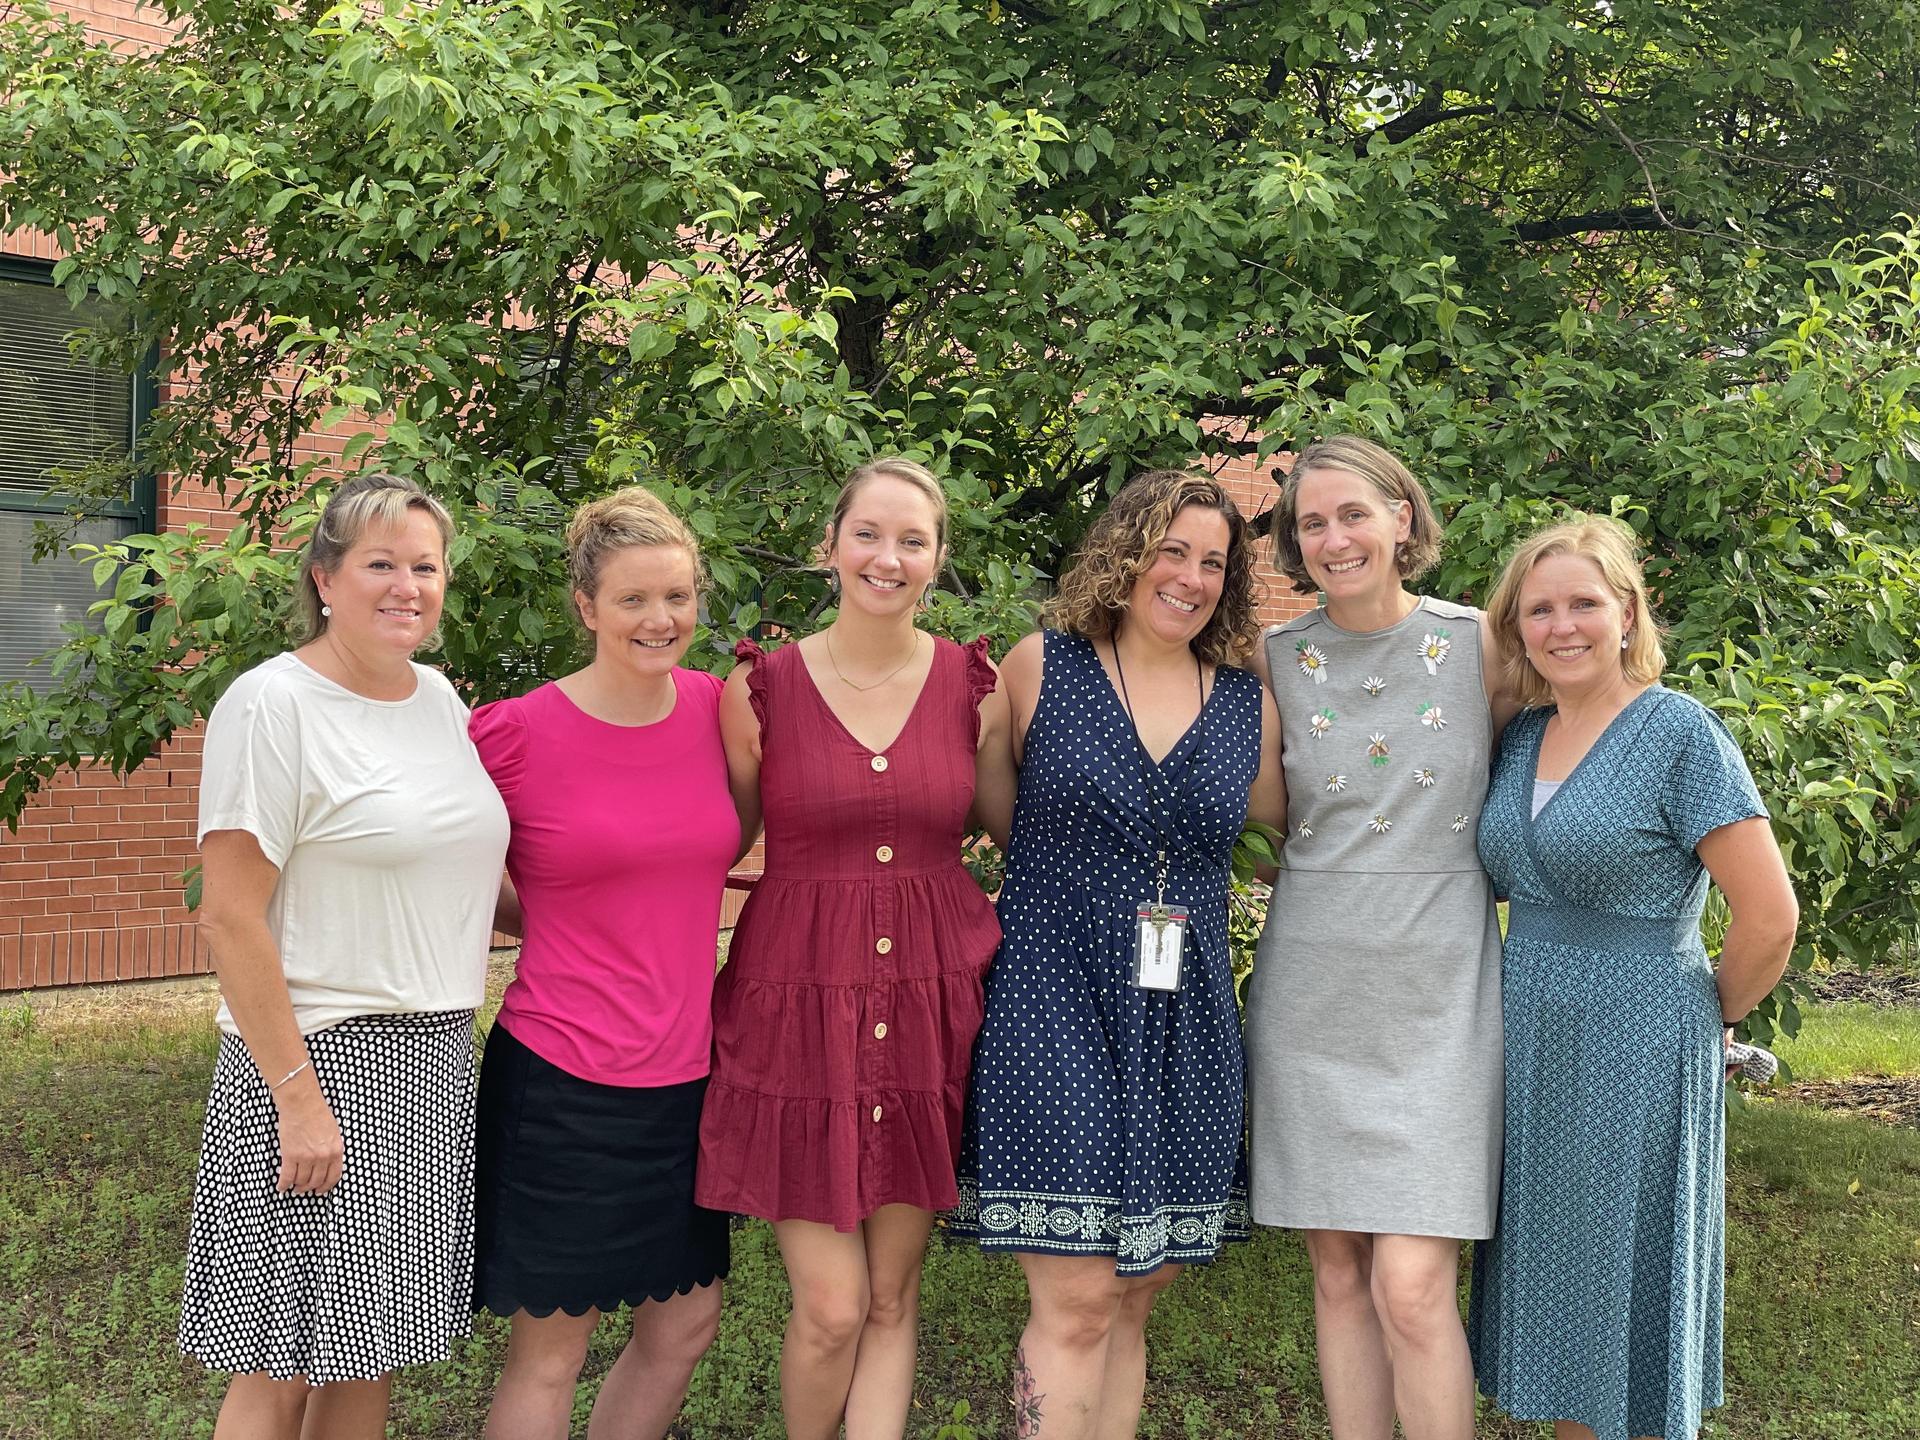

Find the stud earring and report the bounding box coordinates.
[1619,633,1630,650]
[321,603,332,618]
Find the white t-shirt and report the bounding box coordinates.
[197,652,511,1037]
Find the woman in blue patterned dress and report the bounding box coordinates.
[1469,517,1799,1440]
[955,469,1284,1440]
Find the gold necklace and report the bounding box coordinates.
[824,628,923,692]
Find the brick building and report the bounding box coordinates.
[0,2,1308,992]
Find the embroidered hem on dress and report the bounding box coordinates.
[950,1179,1250,1274]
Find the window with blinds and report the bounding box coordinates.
[0,261,154,691]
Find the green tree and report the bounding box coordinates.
[3,0,1917,1027]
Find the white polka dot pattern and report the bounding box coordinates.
[953,630,1259,1276]
[178,1011,478,1385]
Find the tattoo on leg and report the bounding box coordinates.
[1013,1344,1046,1436]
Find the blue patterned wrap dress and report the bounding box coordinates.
[1468,686,1767,1440]
[952,630,1260,1275]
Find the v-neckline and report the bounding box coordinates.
[1082,634,1215,769]
[1527,685,1660,827]
[794,637,939,756]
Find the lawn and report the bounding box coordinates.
[1,983,1916,1440]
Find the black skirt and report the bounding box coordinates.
[473,1020,730,1317]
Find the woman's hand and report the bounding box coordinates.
[272,1071,345,1195]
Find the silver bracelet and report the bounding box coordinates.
[269,1059,311,1092]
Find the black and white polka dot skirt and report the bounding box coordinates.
[178,1010,478,1386]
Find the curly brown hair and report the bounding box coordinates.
[1269,435,1442,596]
[1044,469,1262,666]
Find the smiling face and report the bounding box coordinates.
[1124,502,1230,648]
[827,473,944,616]
[312,507,446,658]
[1292,464,1412,601]
[1517,551,1635,696]
[576,543,699,678]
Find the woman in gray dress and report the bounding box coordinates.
[1245,435,1516,1440]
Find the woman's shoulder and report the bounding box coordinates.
[1263,610,1325,644]
[206,652,309,729]
[1416,596,1482,627]
[406,661,472,716]
[1640,685,1741,749]
[1215,657,1263,699]
[676,665,726,708]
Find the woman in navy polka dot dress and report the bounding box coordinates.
[955,469,1283,1439]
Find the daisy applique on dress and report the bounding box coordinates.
[1367,733,1391,768]
[1326,774,1348,793]
[1418,630,1452,676]
[1451,814,1470,833]
[1369,814,1392,835]
[1414,768,1437,789]
[1309,708,1335,739]
[1297,641,1330,685]
[1362,675,1386,697]
[1419,701,1447,732]
[1297,820,1314,840]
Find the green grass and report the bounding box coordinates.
[1773,1001,1920,1083]
[2,999,1917,1439]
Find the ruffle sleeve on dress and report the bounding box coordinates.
[962,635,997,745]
[468,697,530,802]
[732,636,770,730]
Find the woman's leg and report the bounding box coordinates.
[844,1205,936,1440]
[1013,1253,1130,1440]
[1091,1265,1182,1440]
[588,1282,724,1440]
[1302,1229,1394,1440]
[1369,1234,1473,1440]
[775,1219,873,1440]
[297,1376,391,1440]
[295,1374,389,1440]
[484,1308,602,1440]
[212,1373,310,1440]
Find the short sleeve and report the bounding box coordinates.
[732,636,770,730]
[469,697,531,802]
[962,635,997,707]
[1660,698,1767,853]
[197,673,303,868]
[960,635,998,746]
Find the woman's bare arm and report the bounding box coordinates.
[198,829,344,1196]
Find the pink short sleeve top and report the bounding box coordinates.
[470,669,740,1087]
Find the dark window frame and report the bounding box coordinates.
[0,254,161,688]
[0,253,159,523]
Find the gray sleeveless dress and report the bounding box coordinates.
[1245,597,1502,1238]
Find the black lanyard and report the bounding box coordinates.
[1109,634,1208,908]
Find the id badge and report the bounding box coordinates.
[1132,903,1189,992]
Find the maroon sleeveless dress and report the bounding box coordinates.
[696,634,1002,1229]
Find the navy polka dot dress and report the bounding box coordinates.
[952,630,1258,1274]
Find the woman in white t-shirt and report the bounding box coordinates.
[178,473,510,1440]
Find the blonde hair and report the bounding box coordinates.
[1044,469,1261,667]
[1485,515,1666,707]
[827,457,950,556]
[296,473,455,643]
[1268,435,1442,595]
[566,486,707,600]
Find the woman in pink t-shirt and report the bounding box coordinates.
[468,488,741,1440]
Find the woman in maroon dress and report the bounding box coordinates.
[697,458,1013,1440]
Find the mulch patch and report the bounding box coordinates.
[1780,1074,1920,1128]
[1802,968,1920,1007]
